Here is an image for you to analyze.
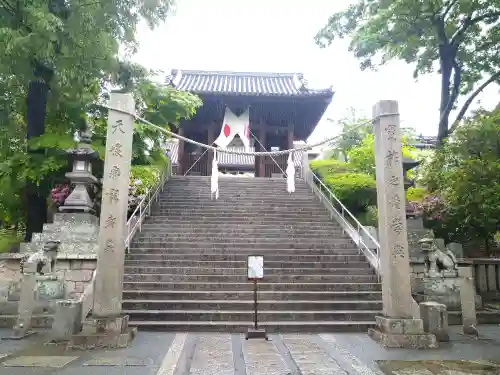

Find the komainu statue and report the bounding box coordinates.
[419,238,458,278]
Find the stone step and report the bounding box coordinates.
[141,223,342,230]
[123,274,378,283]
[138,228,345,236]
[123,266,373,276]
[168,177,302,184]
[123,260,372,269]
[127,247,361,255]
[153,204,324,210]
[121,290,382,301]
[162,195,313,200]
[131,239,355,246]
[122,309,380,322]
[128,320,375,333]
[134,232,350,240]
[150,210,328,217]
[122,281,382,292]
[144,217,335,224]
[157,199,318,205]
[137,226,344,233]
[125,254,367,262]
[122,299,383,311]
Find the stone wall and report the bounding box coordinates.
[0,255,97,305]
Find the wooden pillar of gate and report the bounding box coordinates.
[207,123,215,176]
[287,124,295,176]
[177,126,185,175]
[258,128,266,178]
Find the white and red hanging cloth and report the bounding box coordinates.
[214,108,251,151]
[211,150,219,200]
[286,152,295,193]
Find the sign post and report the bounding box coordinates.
[245,255,268,340]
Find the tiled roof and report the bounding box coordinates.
[167,70,333,97]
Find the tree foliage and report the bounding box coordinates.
[316,0,500,142]
[421,109,500,247]
[325,109,372,161]
[347,133,417,176]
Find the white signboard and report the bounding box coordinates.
[247,256,264,279]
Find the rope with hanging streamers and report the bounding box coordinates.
[101,104,398,198]
[100,104,395,156]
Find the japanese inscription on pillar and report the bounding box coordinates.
[373,100,413,318]
[93,93,135,318]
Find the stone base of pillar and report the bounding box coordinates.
[367,316,438,349]
[67,315,137,349]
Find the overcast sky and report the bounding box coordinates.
[133,0,499,142]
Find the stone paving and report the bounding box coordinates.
[0,326,500,375]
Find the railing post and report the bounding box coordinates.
[147,190,152,216]
[139,204,142,232]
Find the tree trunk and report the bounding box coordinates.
[24,79,50,242]
[438,58,452,145]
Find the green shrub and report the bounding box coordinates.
[358,205,378,227]
[310,159,356,178]
[0,230,22,253]
[130,165,162,196]
[323,172,377,212]
[406,187,426,202]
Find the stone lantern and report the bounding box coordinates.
[59,129,99,214]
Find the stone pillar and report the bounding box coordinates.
[177,126,185,175]
[287,124,294,150]
[458,266,479,336]
[367,100,437,349]
[69,92,136,349]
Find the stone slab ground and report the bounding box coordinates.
[0,326,500,375]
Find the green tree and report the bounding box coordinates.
[1,0,177,240]
[347,133,417,176]
[325,109,372,161]
[316,0,500,143]
[421,109,500,250]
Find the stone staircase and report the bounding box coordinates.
[123,176,382,332]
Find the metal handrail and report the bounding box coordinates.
[303,167,381,277]
[125,160,171,250]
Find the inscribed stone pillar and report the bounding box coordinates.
[372,100,413,318]
[93,93,134,317]
[368,100,437,348]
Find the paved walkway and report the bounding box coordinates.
[0,326,500,375]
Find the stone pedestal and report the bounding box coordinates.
[68,315,136,349]
[367,316,438,348]
[407,218,434,260]
[420,301,449,342]
[21,213,99,257]
[51,300,83,341]
[416,276,482,310]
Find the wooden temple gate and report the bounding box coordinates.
[167,69,333,177]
